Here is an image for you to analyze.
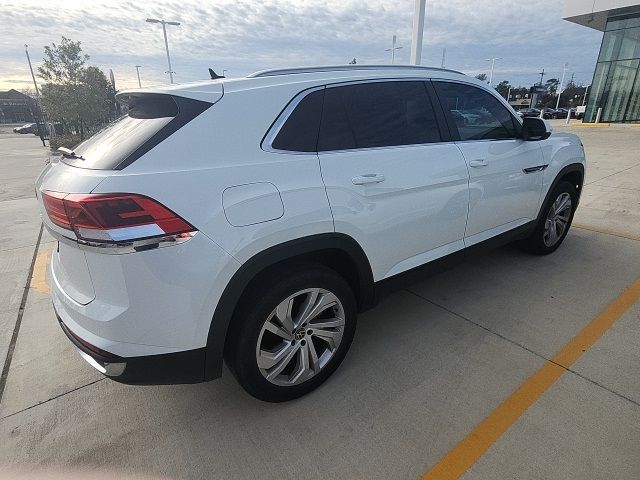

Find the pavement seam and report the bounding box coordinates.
[405,288,640,409]
[0,223,43,405]
[586,163,640,186]
[0,378,105,421]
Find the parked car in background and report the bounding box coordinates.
[517,108,540,118]
[553,108,576,119]
[13,123,38,134]
[540,108,556,119]
[36,65,586,402]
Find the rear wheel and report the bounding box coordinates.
[519,180,577,255]
[226,265,356,402]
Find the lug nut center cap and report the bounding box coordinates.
[294,328,306,340]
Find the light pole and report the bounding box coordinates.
[485,57,502,85]
[385,35,403,64]
[146,18,180,84]
[135,65,142,88]
[555,62,569,110]
[410,0,426,65]
[24,44,40,97]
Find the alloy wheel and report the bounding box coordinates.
[255,288,345,387]
[543,192,572,247]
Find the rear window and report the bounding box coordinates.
[62,94,212,170]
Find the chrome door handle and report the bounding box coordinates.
[469,159,488,167]
[352,174,386,185]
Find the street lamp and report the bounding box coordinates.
[385,35,403,64]
[24,45,40,97]
[135,65,142,88]
[146,17,180,84]
[485,57,502,86]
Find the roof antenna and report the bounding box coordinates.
[209,68,225,80]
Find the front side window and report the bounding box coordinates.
[435,82,517,141]
[318,81,441,152]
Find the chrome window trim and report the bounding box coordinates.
[262,77,446,155]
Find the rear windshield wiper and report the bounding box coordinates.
[58,147,85,161]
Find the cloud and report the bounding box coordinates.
[0,0,603,91]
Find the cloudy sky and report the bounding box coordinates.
[0,0,603,91]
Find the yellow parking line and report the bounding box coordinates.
[30,243,54,295]
[572,223,640,242]
[421,276,640,480]
[572,123,610,127]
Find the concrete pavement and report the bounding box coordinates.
[0,123,638,479]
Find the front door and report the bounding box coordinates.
[433,80,546,245]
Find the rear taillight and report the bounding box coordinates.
[42,191,196,243]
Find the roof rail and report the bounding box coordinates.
[247,64,465,78]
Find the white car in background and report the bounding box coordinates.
[36,65,586,401]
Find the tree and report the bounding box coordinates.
[349,58,357,64]
[475,73,488,82]
[544,78,560,96]
[495,80,511,99]
[38,36,112,138]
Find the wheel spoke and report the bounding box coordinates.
[308,316,345,330]
[307,339,320,371]
[264,342,300,381]
[263,316,294,341]
[297,291,339,326]
[554,195,571,216]
[290,344,313,384]
[258,341,296,370]
[275,297,295,334]
[312,327,341,350]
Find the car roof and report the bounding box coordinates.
[120,64,474,100]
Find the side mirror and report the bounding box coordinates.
[522,117,552,141]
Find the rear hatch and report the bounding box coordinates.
[36,86,221,305]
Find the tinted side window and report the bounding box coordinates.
[434,82,517,141]
[272,89,324,152]
[318,81,441,151]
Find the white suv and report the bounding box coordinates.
[36,65,586,401]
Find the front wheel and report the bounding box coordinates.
[225,265,357,402]
[519,180,578,255]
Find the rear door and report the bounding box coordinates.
[316,80,470,280]
[433,81,545,246]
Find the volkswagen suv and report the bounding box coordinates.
[36,65,586,401]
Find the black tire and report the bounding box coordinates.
[225,264,357,402]
[519,180,578,255]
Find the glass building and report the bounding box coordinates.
[564,1,640,123]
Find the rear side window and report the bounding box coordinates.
[434,82,517,141]
[318,81,441,152]
[271,89,324,152]
[65,94,210,170]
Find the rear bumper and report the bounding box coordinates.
[57,311,207,385]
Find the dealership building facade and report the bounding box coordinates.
[564,0,640,122]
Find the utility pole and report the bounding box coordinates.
[135,65,142,88]
[385,35,403,64]
[538,68,546,86]
[24,44,40,97]
[506,86,512,102]
[146,18,180,84]
[440,48,446,68]
[410,0,426,65]
[485,57,502,86]
[556,62,569,110]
